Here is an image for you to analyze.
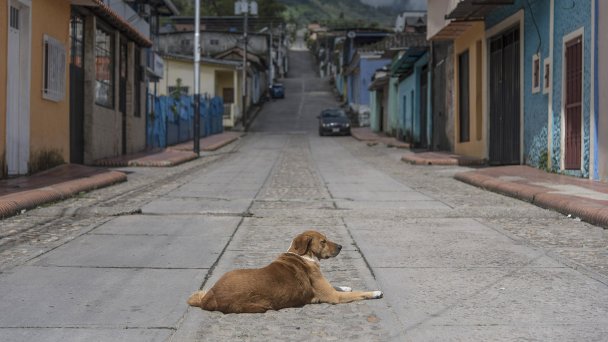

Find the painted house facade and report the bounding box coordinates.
[392,49,430,147]
[2,0,72,176]
[485,0,596,178]
[1,0,175,176]
[344,52,391,126]
[157,54,242,128]
[427,0,600,180]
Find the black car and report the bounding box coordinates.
[317,109,351,136]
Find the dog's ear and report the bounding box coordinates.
[290,234,312,255]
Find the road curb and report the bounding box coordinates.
[0,170,126,219]
[455,171,608,229]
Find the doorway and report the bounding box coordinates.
[489,26,521,165]
[563,36,582,170]
[6,0,31,175]
[69,12,85,164]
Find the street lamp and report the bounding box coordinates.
[235,0,257,130]
[193,0,201,155]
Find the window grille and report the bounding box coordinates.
[10,6,19,29]
[43,35,67,102]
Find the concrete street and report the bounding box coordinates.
[1,45,608,341]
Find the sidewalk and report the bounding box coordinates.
[456,165,608,229]
[350,127,608,229]
[351,127,410,148]
[95,132,243,167]
[0,132,243,219]
[0,164,126,218]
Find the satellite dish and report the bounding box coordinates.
[347,31,356,39]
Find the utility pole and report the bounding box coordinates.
[193,0,201,155]
[235,0,257,130]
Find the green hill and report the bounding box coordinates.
[170,0,401,29]
[280,0,399,28]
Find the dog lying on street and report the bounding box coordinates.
[187,230,383,313]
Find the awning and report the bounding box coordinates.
[368,75,389,91]
[390,47,428,77]
[445,0,514,21]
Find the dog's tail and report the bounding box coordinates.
[187,290,207,307]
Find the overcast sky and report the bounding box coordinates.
[359,0,427,10]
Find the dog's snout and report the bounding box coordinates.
[337,244,342,251]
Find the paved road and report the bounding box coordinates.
[1,48,608,341]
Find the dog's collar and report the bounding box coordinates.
[286,252,319,265]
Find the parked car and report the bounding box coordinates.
[317,108,351,136]
[270,83,285,99]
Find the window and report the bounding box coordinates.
[210,39,220,46]
[458,50,470,142]
[532,53,540,93]
[10,5,19,29]
[543,57,551,94]
[43,35,67,102]
[95,27,114,107]
[222,88,234,103]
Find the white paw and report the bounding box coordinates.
[372,291,383,299]
[336,286,352,292]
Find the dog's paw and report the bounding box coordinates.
[372,291,383,299]
[335,286,352,292]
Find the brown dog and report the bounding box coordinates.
[187,230,383,313]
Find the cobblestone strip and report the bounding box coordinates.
[173,134,399,341]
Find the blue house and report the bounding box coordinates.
[391,48,429,147]
[485,0,597,178]
[343,51,391,126]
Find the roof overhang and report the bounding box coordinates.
[391,47,428,76]
[368,75,389,91]
[429,0,514,41]
[446,0,514,21]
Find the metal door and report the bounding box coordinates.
[69,13,85,164]
[564,37,582,170]
[489,27,520,165]
[120,40,128,155]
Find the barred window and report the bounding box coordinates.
[95,27,114,107]
[43,35,67,102]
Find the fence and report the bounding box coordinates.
[147,95,224,149]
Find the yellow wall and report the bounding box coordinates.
[159,58,237,97]
[30,0,71,163]
[0,1,7,166]
[453,22,485,159]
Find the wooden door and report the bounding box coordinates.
[564,37,582,170]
